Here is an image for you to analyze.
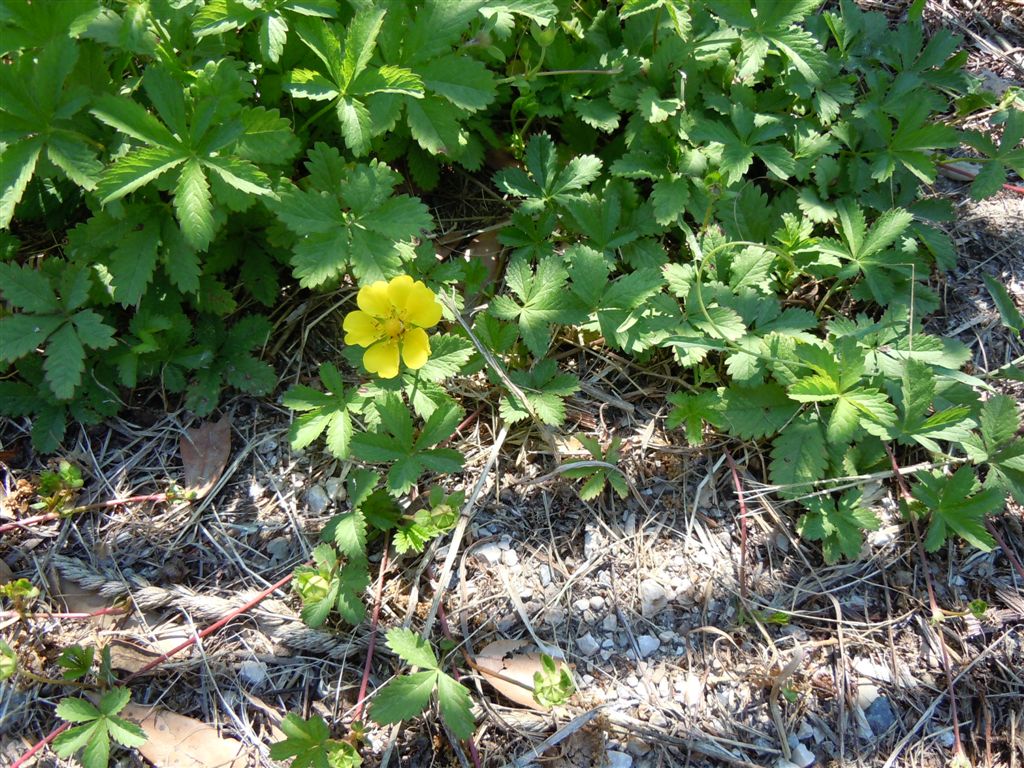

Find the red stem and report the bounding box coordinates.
[435,602,482,768]
[2,606,127,620]
[352,535,390,724]
[724,451,748,601]
[0,494,170,534]
[13,568,296,768]
[885,445,963,758]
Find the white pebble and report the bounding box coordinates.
[637,635,661,658]
[577,633,600,656]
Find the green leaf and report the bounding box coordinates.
[720,383,800,440]
[58,645,94,681]
[105,716,147,748]
[95,145,187,204]
[269,713,330,766]
[418,55,496,112]
[0,262,59,313]
[91,94,179,147]
[107,220,161,305]
[911,467,1002,551]
[98,687,132,716]
[490,256,577,356]
[414,334,473,382]
[982,273,1024,333]
[52,723,102,760]
[436,673,475,739]
[385,627,439,669]
[770,415,828,494]
[0,314,63,361]
[495,134,602,212]
[666,390,720,446]
[798,489,879,563]
[174,158,215,251]
[980,394,1020,451]
[44,322,85,400]
[56,697,101,723]
[0,137,43,229]
[370,670,438,725]
[331,507,367,562]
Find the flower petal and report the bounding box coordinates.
[401,327,431,370]
[402,281,442,328]
[357,281,392,318]
[363,340,400,379]
[343,311,381,347]
[386,275,415,311]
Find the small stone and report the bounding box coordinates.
[539,564,552,587]
[681,673,702,707]
[606,750,632,768]
[501,549,519,567]
[589,595,605,611]
[774,760,800,768]
[324,477,344,499]
[519,588,533,601]
[640,579,668,617]
[498,535,512,550]
[790,743,815,768]
[305,485,330,514]
[574,597,591,612]
[865,697,897,735]
[577,633,600,656]
[266,537,290,565]
[602,614,618,631]
[239,660,267,687]
[637,635,660,658]
[625,674,640,688]
[474,542,502,565]
[857,682,880,708]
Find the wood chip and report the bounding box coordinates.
[180,417,232,499]
[121,705,247,768]
[476,639,571,711]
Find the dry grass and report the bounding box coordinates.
[2,3,1024,768]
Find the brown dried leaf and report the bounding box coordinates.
[476,639,569,711]
[121,705,247,768]
[180,417,231,499]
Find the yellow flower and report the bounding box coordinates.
[343,275,442,379]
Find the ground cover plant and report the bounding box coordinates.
[2,0,1023,766]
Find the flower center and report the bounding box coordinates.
[382,317,404,339]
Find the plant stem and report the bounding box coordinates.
[353,534,390,724]
[885,445,964,760]
[13,567,297,768]
[724,450,749,601]
[0,493,171,534]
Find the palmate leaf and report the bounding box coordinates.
[282,363,359,458]
[798,489,879,563]
[490,256,582,356]
[0,38,103,226]
[272,148,432,287]
[965,110,1024,199]
[194,0,339,63]
[911,467,1002,551]
[495,134,602,212]
[498,359,579,426]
